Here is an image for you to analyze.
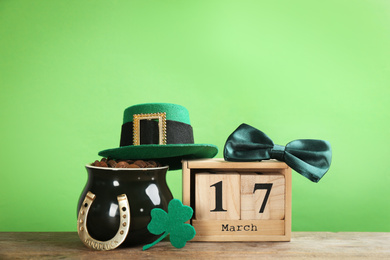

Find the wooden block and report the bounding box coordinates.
[192,219,287,241]
[195,172,240,220]
[241,173,285,220]
[182,159,292,242]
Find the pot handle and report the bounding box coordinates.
[77,191,131,250]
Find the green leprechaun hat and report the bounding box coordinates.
[98,103,218,170]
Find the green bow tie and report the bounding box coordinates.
[223,124,332,183]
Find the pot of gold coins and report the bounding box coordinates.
[77,159,173,250]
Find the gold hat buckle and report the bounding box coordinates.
[133,112,167,145]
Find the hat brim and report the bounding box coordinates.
[98,144,218,170]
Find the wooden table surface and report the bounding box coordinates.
[0,232,389,259]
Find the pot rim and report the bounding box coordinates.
[85,164,169,171]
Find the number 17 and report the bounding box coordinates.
[210,181,273,214]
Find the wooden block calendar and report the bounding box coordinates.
[182,158,292,242]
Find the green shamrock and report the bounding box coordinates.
[142,199,196,250]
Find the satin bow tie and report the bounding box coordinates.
[223,124,332,183]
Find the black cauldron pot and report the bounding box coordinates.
[77,165,173,249]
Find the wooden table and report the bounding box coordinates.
[0,232,389,259]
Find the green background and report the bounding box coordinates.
[1,0,389,232]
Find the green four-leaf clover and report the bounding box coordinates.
[143,199,195,250]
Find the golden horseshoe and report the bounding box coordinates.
[77,191,130,250]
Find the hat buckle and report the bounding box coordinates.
[133,112,167,145]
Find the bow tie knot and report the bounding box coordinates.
[270,144,286,161]
[223,124,332,183]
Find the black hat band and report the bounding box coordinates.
[120,120,194,147]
